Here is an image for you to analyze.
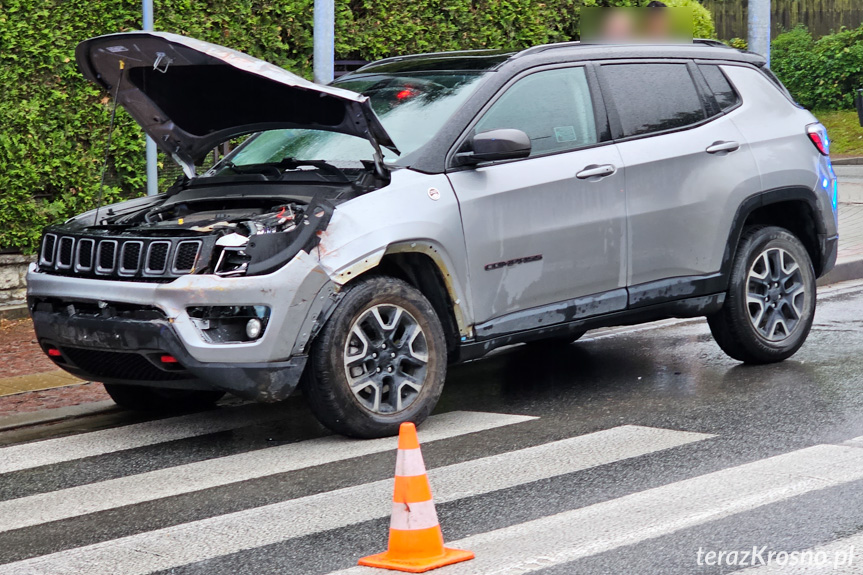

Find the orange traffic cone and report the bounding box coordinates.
[359,422,474,573]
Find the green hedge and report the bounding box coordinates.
[0,0,713,254]
[771,25,863,112]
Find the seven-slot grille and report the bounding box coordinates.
[39,233,205,281]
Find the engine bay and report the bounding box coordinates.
[39,184,336,280]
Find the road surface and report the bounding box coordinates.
[2,280,863,574]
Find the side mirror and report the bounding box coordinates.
[455,129,531,165]
[856,89,863,128]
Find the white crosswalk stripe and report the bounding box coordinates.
[0,410,534,532]
[0,424,710,575]
[7,404,863,575]
[330,444,863,575]
[0,403,295,473]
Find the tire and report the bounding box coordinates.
[707,225,816,364]
[103,383,225,411]
[302,275,447,438]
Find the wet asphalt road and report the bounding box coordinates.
[2,280,863,574]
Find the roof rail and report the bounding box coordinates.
[515,41,582,58]
[692,38,732,48]
[517,39,734,58]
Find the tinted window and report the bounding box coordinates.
[601,63,706,137]
[474,67,598,157]
[700,64,740,111]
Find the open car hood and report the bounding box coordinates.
[76,31,398,177]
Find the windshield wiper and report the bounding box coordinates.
[276,158,350,183]
[217,159,350,184]
[222,162,282,179]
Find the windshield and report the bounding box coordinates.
[208,71,487,175]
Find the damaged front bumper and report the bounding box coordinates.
[26,250,334,402]
[32,311,308,401]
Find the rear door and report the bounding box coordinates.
[597,61,761,307]
[446,65,627,328]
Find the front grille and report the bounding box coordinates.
[57,237,74,269]
[146,242,170,273]
[97,241,117,272]
[38,232,211,282]
[60,347,190,382]
[173,241,201,273]
[31,297,167,320]
[40,234,57,266]
[76,239,94,271]
[120,242,143,275]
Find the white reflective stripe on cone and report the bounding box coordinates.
[390,499,440,531]
[395,448,427,477]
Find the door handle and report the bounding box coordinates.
[576,164,616,179]
[705,140,740,154]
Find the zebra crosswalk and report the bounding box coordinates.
[1,406,862,575]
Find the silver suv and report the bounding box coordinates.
[28,32,838,437]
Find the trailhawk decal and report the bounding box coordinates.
[484,254,543,271]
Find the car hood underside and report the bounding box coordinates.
[76,31,398,176]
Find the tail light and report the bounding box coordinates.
[806,123,830,156]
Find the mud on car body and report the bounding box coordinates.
[28,32,838,437]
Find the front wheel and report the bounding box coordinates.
[302,276,447,438]
[708,225,816,364]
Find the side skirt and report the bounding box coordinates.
[457,292,725,362]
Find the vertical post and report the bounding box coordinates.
[143,0,159,195]
[313,0,335,84]
[747,0,771,67]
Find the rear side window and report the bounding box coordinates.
[699,64,740,111]
[474,67,598,157]
[601,63,706,137]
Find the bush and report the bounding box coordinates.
[0,0,714,254]
[726,37,747,50]
[771,24,863,110]
[668,0,715,40]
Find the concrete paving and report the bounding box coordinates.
[0,371,83,397]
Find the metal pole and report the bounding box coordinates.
[747,0,771,67]
[313,0,334,84]
[143,0,159,195]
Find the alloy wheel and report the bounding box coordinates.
[745,247,807,342]
[342,304,429,414]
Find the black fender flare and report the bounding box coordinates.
[720,186,825,285]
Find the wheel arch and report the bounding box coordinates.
[333,242,472,361]
[723,187,827,283]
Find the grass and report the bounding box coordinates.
[815,109,863,156]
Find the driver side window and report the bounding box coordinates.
[475,67,598,157]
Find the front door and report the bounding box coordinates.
[447,66,627,328]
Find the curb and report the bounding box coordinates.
[817,257,863,287]
[0,303,28,321]
[0,400,119,432]
[832,157,863,165]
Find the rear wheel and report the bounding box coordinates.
[708,225,816,364]
[302,276,447,438]
[103,384,225,411]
